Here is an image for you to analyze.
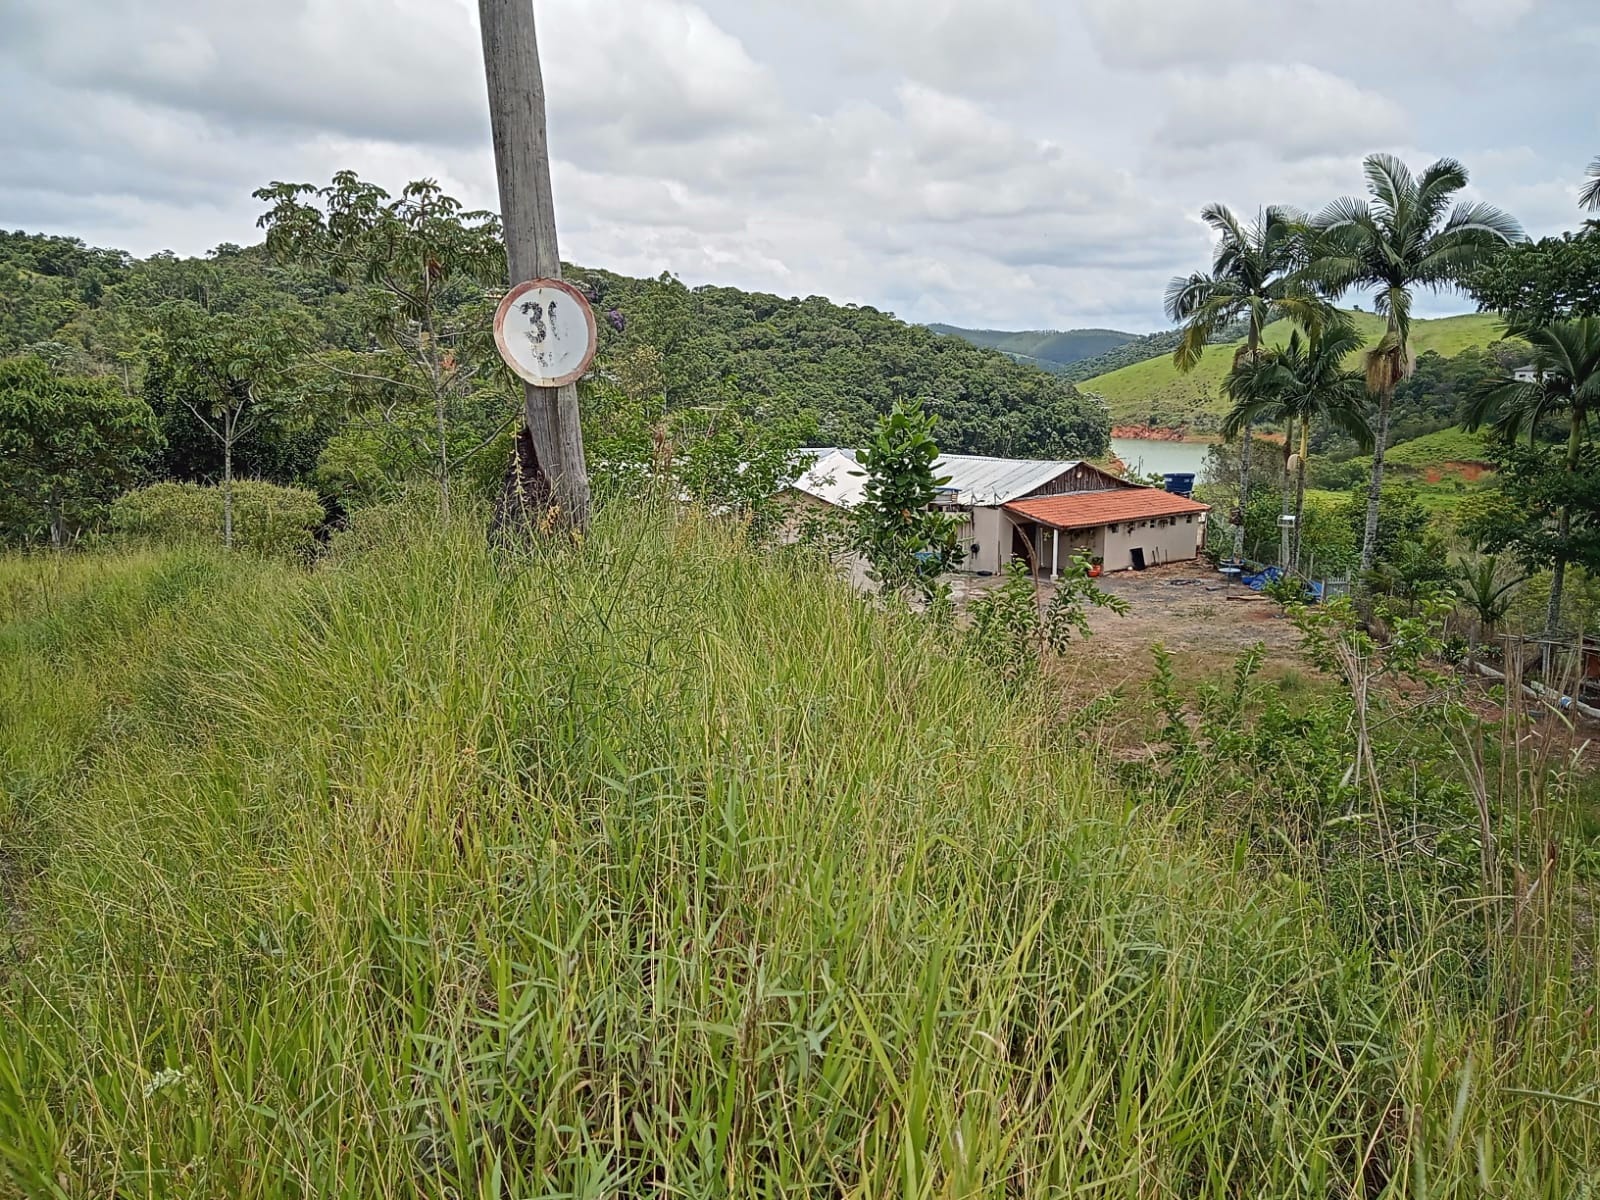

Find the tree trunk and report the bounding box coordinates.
[421,311,452,518]
[1278,415,1294,568]
[223,433,234,550]
[1358,386,1392,580]
[1291,421,1309,573]
[1545,409,1585,643]
[48,488,65,551]
[1232,325,1261,564]
[479,0,591,533]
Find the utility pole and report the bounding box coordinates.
[479,0,591,531]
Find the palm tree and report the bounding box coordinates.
[1165,205,1333,562]
[1453,554,1524,663]
[1581,155,1600,211]
[1221,321,1373,571]
[1308,155,1523,579]
[1463,316,1600,640]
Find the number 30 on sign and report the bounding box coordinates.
[492,278,598,388]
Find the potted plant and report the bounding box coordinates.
[1088,555,1104,578]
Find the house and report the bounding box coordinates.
[1513,364,1540,384]
[785,449,1211,575]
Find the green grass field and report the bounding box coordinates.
[1085,312,1508,426]
[1381,427,1495,467]
[1,508,1594,1195]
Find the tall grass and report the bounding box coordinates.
[0,505,1594,1197]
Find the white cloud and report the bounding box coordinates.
[0,0,1590,332]
[1156,65,1408,160]
[778,0,1059,90]
[1075,0,1544,69]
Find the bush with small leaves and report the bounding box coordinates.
[110,480,324,558]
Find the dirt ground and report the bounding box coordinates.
[951,559,1307,690]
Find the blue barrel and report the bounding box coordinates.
[1164,473,1195,496]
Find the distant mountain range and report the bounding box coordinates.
[926,325,1138,374]
[928,322,1243,384]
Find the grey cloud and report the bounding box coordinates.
[1155,65,1409,160]
[0,0,1592,333]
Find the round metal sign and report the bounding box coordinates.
[493,278,598,388]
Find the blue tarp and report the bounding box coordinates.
[1238,565,1323,602]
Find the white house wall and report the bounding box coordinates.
[1100,513,1205,572]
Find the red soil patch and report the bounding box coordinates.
[1422,461,1492,484]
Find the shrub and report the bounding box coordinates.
[110,480,324,557]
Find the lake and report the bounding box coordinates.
[1109,438,1214,479]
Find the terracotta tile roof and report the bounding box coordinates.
[1004,488,1210,530]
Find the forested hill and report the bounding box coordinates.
[927,323,1136,373]
[1,230,1109,463]
[576,271,1109,458]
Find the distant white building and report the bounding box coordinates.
[1513,364,1541,384]
[784,449,1209,576]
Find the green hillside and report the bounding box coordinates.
[929,324,1137,371]
[1083,311,1509,428]
[1382,427,1494,467]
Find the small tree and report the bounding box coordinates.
[255,174,509,517]
[852,399,962,604]
[1453,554,1524,660]
[154,302,308,548]
[0,356,159,548]
[969,557,1129,685]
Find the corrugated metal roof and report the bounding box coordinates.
[789,449,867,508]
[1005,489,1211,530]
[934,454,1084,506]
[787,448,1088,509]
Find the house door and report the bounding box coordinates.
[1010,522,1033,570]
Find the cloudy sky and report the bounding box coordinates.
[2,0,1596,332]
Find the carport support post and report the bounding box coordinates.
[1052,528,1059,578]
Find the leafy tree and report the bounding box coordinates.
[1222,321,1372,570]
[154,301,310,548]
[1467,230,1600,323]
[0,356,159,548]
[1307,154,1523,578]
[852,399,962,604]
[1463,316,1600,638]
[579,379,812,539]
[1342,480,1433,573]
[1165,205,1332,560]
[1460,441,1600,642]
[254,173,511,515]
[968,558,1129,686]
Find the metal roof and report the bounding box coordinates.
[788,448,1091,509]
[1006,489,1211,530]
[789,449,867,508]
[933,454,1086,506]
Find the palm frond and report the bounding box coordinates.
[1582,156,1600,211]
[1437,201,1524,245]
[1314,195,1375,233]
[1164,272,1212,323]
[1171,324,1210,372]
[1463,378,1543,438]
[1364,154,1417,218]
[1413,157,1470,230]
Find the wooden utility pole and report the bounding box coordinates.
[479,0,591,531]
